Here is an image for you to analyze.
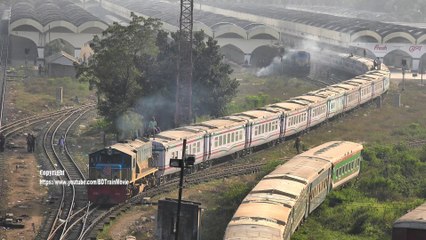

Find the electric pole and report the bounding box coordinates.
[175,0,194,127]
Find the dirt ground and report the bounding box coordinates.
[0,78,49,240]
[0,135,47,240]
[106,206,157,240]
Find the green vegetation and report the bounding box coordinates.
[11,75,91,113]
[226,73,317,114]
[198,81,426,240]
[77,14,238,134]
[292,141,426,240]
[199,179,257,240]
[97,219,115,240]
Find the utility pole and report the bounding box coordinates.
[169,139,195,240]
[175,0,194,127]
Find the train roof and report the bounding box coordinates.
[298,141,363,165]
[232,202,291,226]
[308,87,345,98]
[345,79,372,86]
[393,202,426,230]
[93,139,150,157]
[153,117,247,143]
[361,72,387,80]
[234,109,280,119]
[153,127,207,143]
[195,118,246,130]
[291,94,327,104]
[251,178,306,201]
[268,157,331,183]
[267,101,307,112]
[329,82,360,91]
[243,193,297,210]
[225,223,282,240]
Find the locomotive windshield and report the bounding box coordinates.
[89,152,131,168]
[89,151,131,180]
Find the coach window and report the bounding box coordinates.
[197,142,200,152]
[255,126,258,136]
[239,131,243,140]
[192,144,196,154]
[231,132,235,142]
[235,131,239,141]
[219,136,223,146]
[214,137,218,147]
[223,135,227,145]
[227,134,231,143]
[269,122,272,131]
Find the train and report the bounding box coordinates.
[87,55,390,204]
[87,139,157,204]
[282,50,310,77]
[392,202,426,240]
[224,141,363,240]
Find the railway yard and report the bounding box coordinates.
[0,59,424,240]
[0,1,426,240]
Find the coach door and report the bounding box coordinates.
[244,123,252,149]
[280,114,286,140]
[203,134,210,161]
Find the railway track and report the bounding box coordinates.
[79,158,267,240]
[0,103,96,240]
[0,106,90,136]
[34,104,95,240]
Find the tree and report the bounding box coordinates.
[192,31,239,117]
[76,13,161,133]
[77,14,238,135]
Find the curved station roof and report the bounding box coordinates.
[107,0,279,40]
[10,0,108,33]
[201,2,426,44]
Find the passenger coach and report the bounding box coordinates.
[224,141,363,240]
[393,202,426,240]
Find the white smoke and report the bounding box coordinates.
[116,110,144,140]
[299,39,321,52]
[256,56,283,77]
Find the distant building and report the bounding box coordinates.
[45,51,78,78]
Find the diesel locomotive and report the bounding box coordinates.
[87,139,157,204]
